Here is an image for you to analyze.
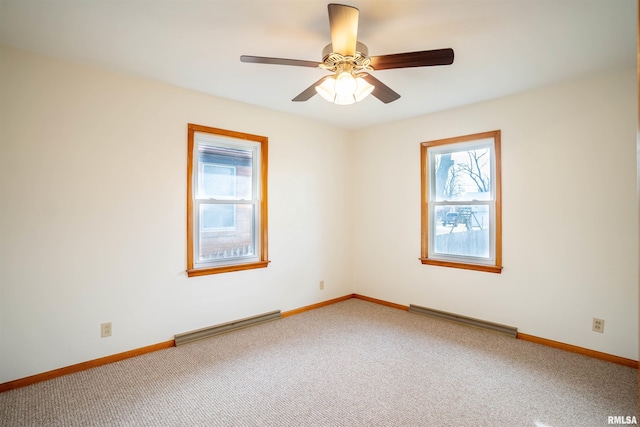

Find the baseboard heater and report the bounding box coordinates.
[408,304,518,338]
[174,310,282,346]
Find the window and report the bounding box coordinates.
[187,124,269,276]
[420,130,502,273]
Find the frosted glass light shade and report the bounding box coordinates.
[315,73,374,105]
[315,77,336,103]
[334,71,357,96]
[334,95,356,106]
[354,77,374,102]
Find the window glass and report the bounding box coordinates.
[199,164,236,199]
[432,141,493,202]
[433,205,491,259]
[200,204,236,230]
[198,204,254,262]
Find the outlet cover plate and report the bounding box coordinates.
[592,318,604,333]
[101,322,112,338]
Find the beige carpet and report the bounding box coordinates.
[1,299,637,426]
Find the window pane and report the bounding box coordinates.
[200,164,235,198]
[433,205,491,259]
[200,204,235,230]
[198,204,255,262]
[433,145,492,201]
[197,145,253,200]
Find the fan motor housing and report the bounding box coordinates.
[322,42,369,61]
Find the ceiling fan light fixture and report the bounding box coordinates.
[315,76,337,102]
[315,72,374,105]
[242,4,454,105]
[334,71,357,96]
[334,94,356,106]
[354,76,374,102]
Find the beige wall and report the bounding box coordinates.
[1,44,637,383]
[0,45,353,382]
[351,67,638,360]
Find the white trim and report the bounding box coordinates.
[191,135,262,270]
[427,139,496,264]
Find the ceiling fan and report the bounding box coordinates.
[240,3,454,105]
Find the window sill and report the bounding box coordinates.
[420,258,503,274]
[187,260,270,277]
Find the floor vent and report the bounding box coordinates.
[175,310,282,346]
[409,304,517,338]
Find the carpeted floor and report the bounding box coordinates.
[1,299,637,426]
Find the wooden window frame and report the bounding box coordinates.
[420,130,502,273]
[187,124,269,277]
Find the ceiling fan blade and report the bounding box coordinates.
[361,74,401,104]
[328,3,359,56]
[369,48,454,70]
[240,55,321,68]
[292,77,329,102]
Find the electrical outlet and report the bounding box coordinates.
[101,322,112,338]
[319,280,325,290]
[592,318,604,333]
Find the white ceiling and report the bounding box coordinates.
[0,0,636,130]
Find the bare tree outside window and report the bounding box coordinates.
[457,149,491,193]
[435,148,491,201]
